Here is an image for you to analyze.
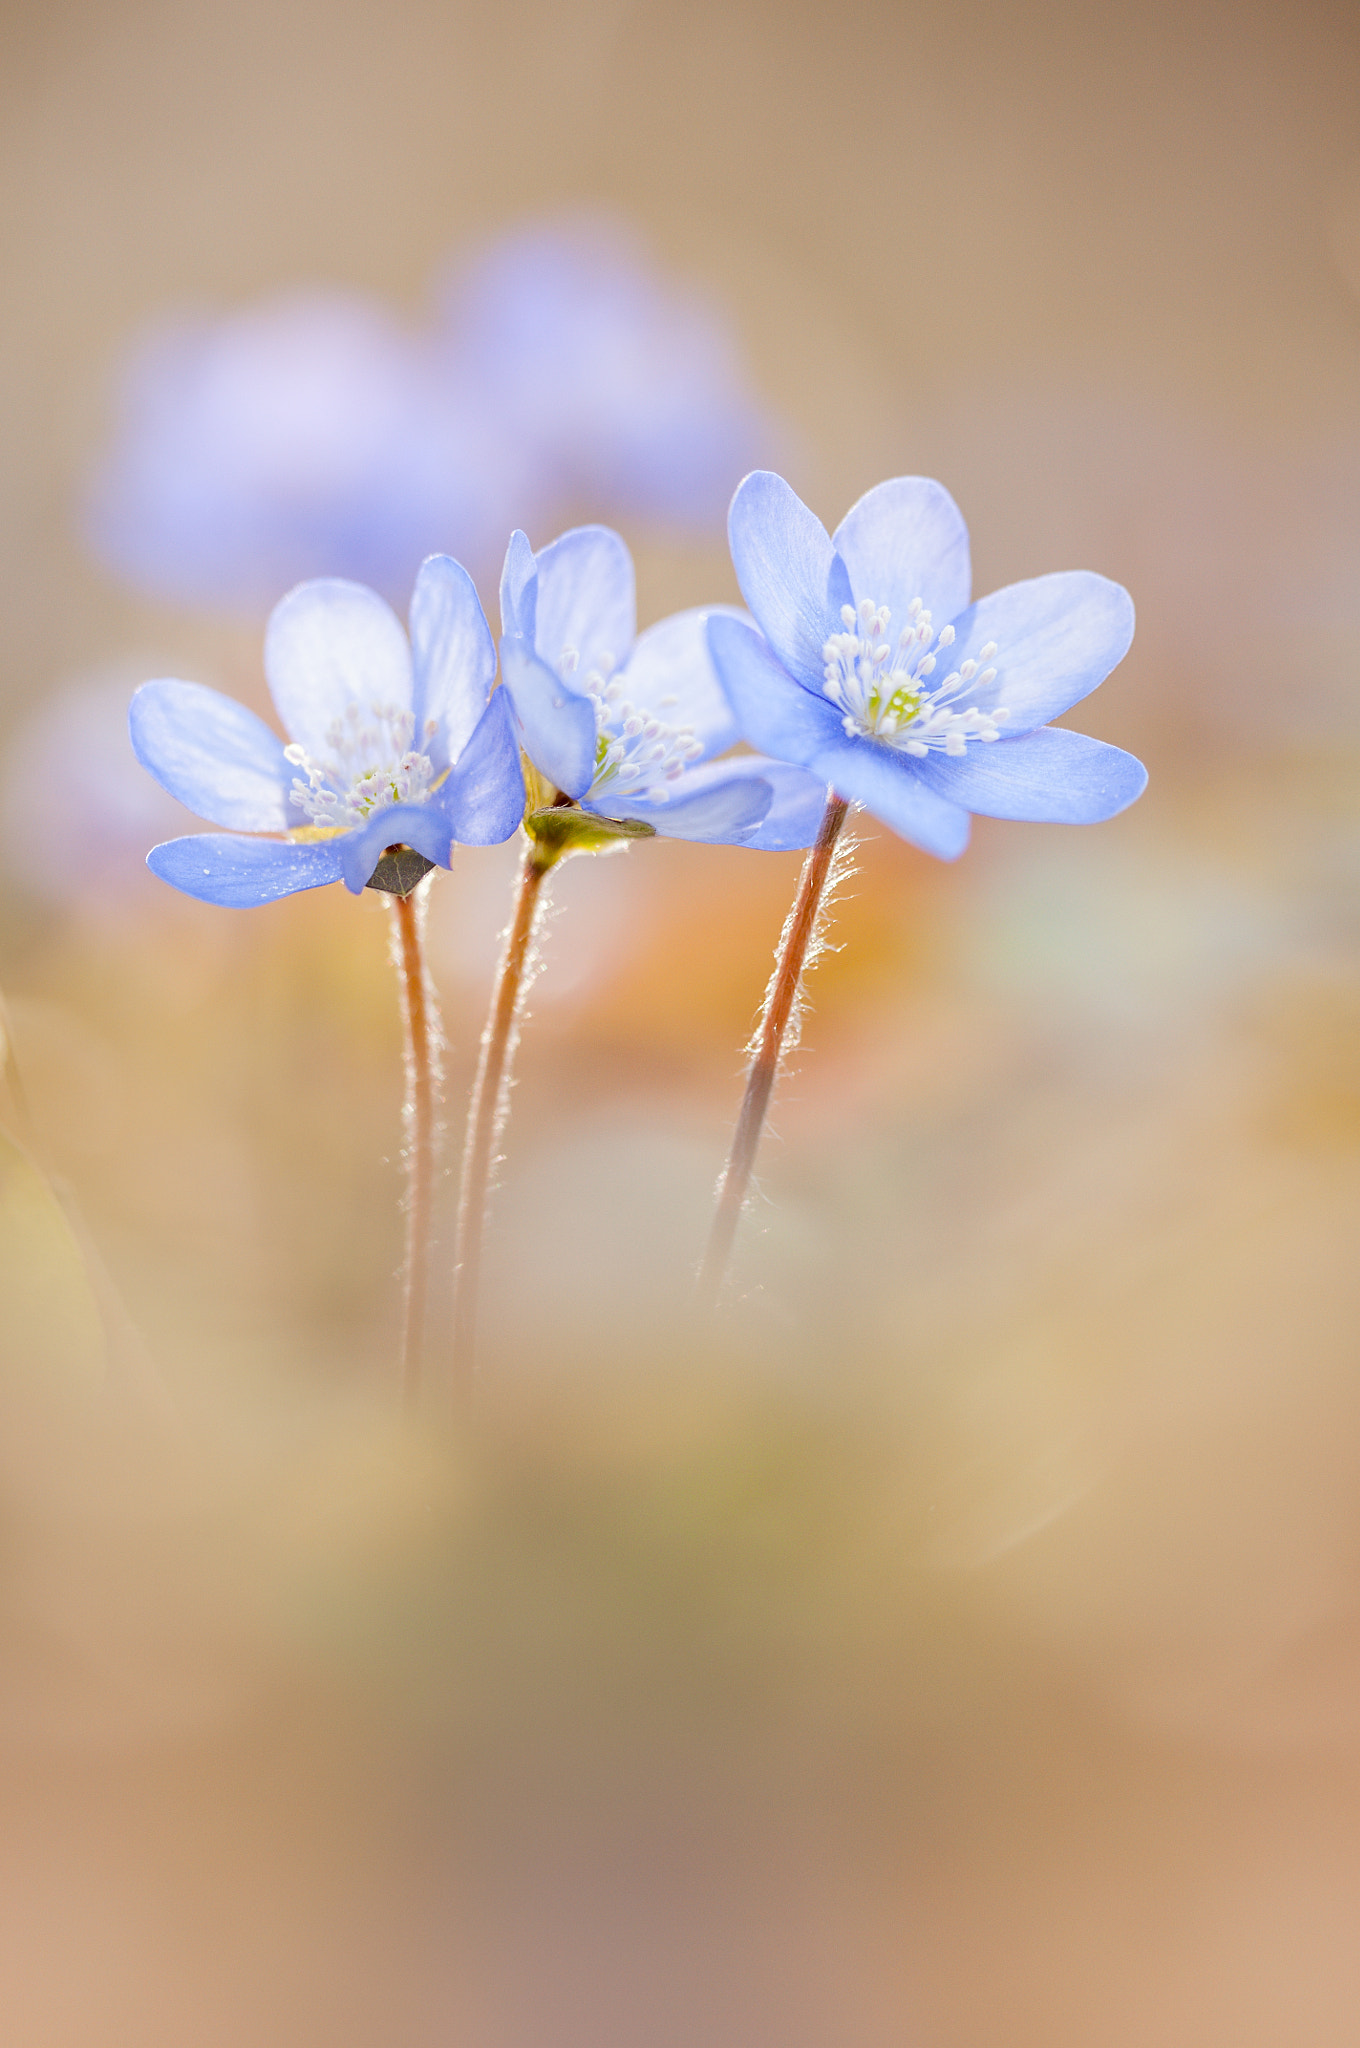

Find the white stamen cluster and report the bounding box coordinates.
[285,701,439,829]
[822,598,1008,757]
[560,645,703,805]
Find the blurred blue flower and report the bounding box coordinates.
[87,291,537,612]
[0,668,201,908]
[86,223,783,615]
[131,558,523,905]
[440,218,780,531]
[707,472,1146,859]
[499,524,826,849]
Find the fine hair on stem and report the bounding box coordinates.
[388,875,444,1406]
[451,837,558,1385]
[698,791,855,1307]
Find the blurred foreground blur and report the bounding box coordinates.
[5,750,1360,2045]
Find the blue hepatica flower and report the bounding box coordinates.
[498,524,828,850]
[706,473,1145,858]
[440,218,780,532]
[130,557,524,906]
[89,294,532,613]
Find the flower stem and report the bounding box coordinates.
[388,882,442,1407]
[698,790,851,1308]
[452,837,555,1384]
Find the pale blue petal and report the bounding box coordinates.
[409,554,496,769]
[500,637,597,799]
[727,471,852,694]
[617,605,747,759]
[531,525,636,679]
[339,801,455,895]
[614,752,828,850]
[831,476,971,629]
[499,529,537,640]
[437,690,525,845]
[804,734,972,859]
[912,727,1147,823]
[587,767,771,844]
[130,679,292,831]
[147,832,345,906]
[942,573,1135,734]
[706,614,843,766]
[735,758,831,851]
[265,577,413,757]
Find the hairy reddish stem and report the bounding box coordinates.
[698,791,851,1308]
[451,839,554,1384]
[389,884,441,1406]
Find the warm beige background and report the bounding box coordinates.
[3,2,1360,2043]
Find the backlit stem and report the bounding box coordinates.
[389,882,442,1406]
[452,837,555,1384]
[698,790,851,1308]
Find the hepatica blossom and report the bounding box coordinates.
[499,524,827,850]
[707,472,1145,857]
[130,556,523,905]
[88,223,783,615]
[698,470,1146,1304]
[89,294,531,611]
[441,218,779,530]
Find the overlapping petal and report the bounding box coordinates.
[740,759,832,851]
[804,733,973,859]
[728,471,853,694]
[588,762,772,844]
[437,690,526,845]
[339,801,455,894]
[832,476,972,629]
[945,572,1136,735]
[706,613,843,764]
[531,525,636,681]
[409,553,496,768]
[130,679,292,831]
[911,726,1147,823]
[147,832,346,906]
[265,578,413,759]
[621,753,827,851]
[500,637,597,800]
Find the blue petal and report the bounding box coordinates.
[409,554,496,770]
[499,529,538,640]
[610,753,828,850]
[130,679,292,831]
[500,637,598,799]
[912,727,1148,823]
[265,578,413,757]
[736,758,832,850]
[147,832,345,906]
[803,733,972,859]
[705,614,843,766]
[831,476,971,630]
[338,801,455,895]
[587,765,772,844]
[531,525,636,679]
[437,689,525,845]
[943,573,1135,735]
[617,606,747,760]
[727,472,852,695]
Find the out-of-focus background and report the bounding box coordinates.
[3,0,1360,2041]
